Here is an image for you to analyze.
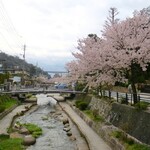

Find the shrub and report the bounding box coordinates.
[75,82,87,91]
[75,100,82,107]
[112,131,123,139]
[84,109,104,122]
[120,97,128,104]
[135,102,149,110]
[75,94,91,110]
[92,109,99,117]
[112,131,150,150]
[78,101,89,110]
[25,94,33,99]
[127,144,150,150]
[0,105,5,113]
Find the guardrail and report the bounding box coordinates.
[102,90,150,104]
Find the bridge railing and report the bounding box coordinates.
[0,89,86,95]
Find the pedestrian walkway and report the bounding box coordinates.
[0,104,32,134]
[59,102,111,150]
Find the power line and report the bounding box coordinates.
[0,0,23,50]
[0,0,23,45]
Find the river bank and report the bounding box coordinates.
[0,94,89,150]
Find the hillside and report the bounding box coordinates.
[0,52,50,77]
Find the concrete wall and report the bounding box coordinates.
[89,97,150,145]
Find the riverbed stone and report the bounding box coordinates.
[23,135,36,146]
[62,117,69,124]
[63,127,71,132]
[50,110,56,113]
[64,123,70,128]
[55,111,62,116]
[69,136,76,141]
[41,116,48,120]
[66,131,72,136]
[56,115,64,121]
[19,127,30,135]
[24,105,30,110]
[10,132,24,139]
[14,123,21,129]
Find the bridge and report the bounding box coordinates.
[45,70,69,77]
[0,89,85,101]
[0,89,85,95]
[45,71,69,73]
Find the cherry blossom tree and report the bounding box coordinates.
[103,9,150,103]
[66,7,150,103]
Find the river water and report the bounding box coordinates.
[16,94,77,150]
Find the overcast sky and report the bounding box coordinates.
[0,0,149,71]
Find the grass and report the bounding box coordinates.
[0,95,18,113]
[126,143,150,150]
[22,123,42,138]
[0,134,24,150]
[112,131,150,150]
[83,110,104,122]
[0,134,9,142]
[2,99,17,109]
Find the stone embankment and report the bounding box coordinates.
[62,100,123,150]
[0,95,90,150]
[0,103,34,135]
[0,104,18,120]
[59,102,112,150]
[89,97,150,145]
[47,94,112,150]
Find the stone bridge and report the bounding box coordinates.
[0,89,85,101]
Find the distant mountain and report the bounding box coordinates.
[0,52,50,78]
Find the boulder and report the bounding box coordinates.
[23,135,36,146]
[64,123,70,128]
[10,132,24,139]
[19,127,30,135]
[69,136,76,141]
[24,106,30,110]
[63,127,71,132]
[14,123,21,129]
[41,116,48,120]
[62,118,69,125]
[55,112,62,116]
[66,131,72,136]
[50,110,56,113]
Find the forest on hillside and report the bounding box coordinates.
[0,52,50,78]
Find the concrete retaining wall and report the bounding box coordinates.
[89,97,150,145]
[0,104,18,120]
[68,101,125,150]
[108,103,150,145]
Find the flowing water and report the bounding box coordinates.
[16,94,77,150]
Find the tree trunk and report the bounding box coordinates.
[130,63,138,104]
[131,83,138,104]
[82,84,89,93]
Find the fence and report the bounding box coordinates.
[101,90,150,104]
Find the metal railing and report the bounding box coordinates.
[101,90,150,104]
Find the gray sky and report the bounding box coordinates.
[0,0,149,71]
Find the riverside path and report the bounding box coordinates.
[59,102,112,150]
[0,104,32,134]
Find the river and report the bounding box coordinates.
[16,94,80,150]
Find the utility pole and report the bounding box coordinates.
[22,44,26,86]
[23,44,26,61]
